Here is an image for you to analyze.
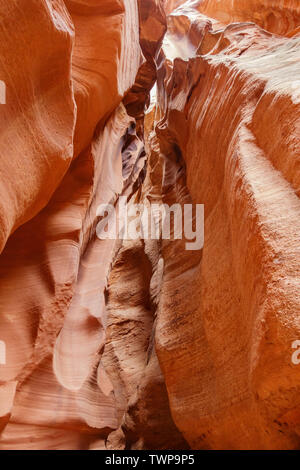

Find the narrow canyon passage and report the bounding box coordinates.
[0,0,299,450]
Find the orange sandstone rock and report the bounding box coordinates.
[152,2,300,449]
[0,0,75,255]
[0,0,300,451]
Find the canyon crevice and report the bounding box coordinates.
[0,0,299,450]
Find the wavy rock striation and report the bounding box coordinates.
[153,0,300,450]
[0,0,299,450]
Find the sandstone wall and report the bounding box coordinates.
[0,0,299,450]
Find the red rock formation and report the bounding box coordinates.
[152,0,300,450]
[0,0,299,451]
[0,0,144,450]
[0,0,75,255]
[197,0,300,36]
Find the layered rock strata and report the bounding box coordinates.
[0,0,299,450]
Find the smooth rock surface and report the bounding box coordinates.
[0,0,299,450]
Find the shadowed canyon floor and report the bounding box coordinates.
[0,0,299,450]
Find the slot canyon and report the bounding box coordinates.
[0,0,299,450]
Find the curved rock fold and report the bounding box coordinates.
[0,0,299,450]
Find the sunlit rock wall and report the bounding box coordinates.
[152,0,300,450]
[0,0,299,451]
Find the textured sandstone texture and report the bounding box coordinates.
[0,0,299,450]
[153,0,300,450]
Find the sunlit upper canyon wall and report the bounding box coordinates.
[0,0,299,450]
